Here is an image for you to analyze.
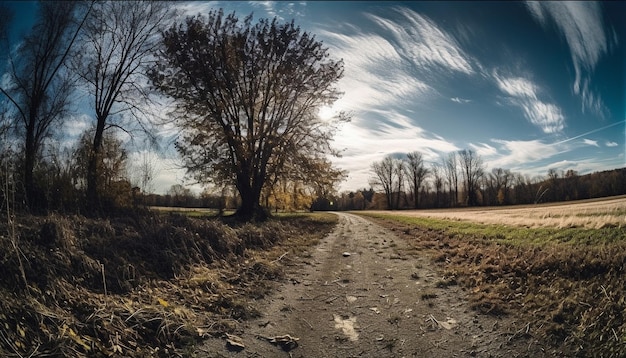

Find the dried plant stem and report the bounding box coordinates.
[100,262,107,297]
[5,161,27,289]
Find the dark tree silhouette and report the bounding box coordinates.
[0,2,89,211]
[150,10,345,221]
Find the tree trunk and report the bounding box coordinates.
[235,172,268,221]
[23,129,37,211]
[86,119,105,212]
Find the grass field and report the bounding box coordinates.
[359,196,626,357]
[365,195,626,229]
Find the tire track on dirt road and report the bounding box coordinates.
[197,212,523,357]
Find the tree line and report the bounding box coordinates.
[0,3,346,220]
[311,150,626,211]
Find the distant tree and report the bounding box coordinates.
[546,168,561,202]
[167,184,194,207]
[430,162,443,208]
[74,1,170,211]
[458,149,484,206]
[352,191,366,210]
[370,156,394,209]
[442,152,459,207]
[370,155,406,209]
[563,169,579,201]
[151,10,345,221]
[0,2,90,211]
[484,167,512,205]
[405,151,429,209]
[129,151,157,196]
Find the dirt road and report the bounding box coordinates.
[196,212,525,357]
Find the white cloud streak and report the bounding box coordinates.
[486,138,562,169]
[605,141,618,147]
[332,110,459,190]
[493,72,565,133]
[583,138,599,147]
[321,31,432,115]
[526,1,611,116]
[367,8,474,75]
[451,97,471,104]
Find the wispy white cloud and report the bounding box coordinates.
[367,8,474,75]
[470,142,497,157]
[64,113,91,137]
[493,72,565,133]
[485,138,563,170]
[332,110,459,190]
[451,97,471,104]
[320,30,431,117]
[526,1,611,116]
[582,138,599,147]
[247,1,305,21]
[605,141,618,147]
[495,76,537,99]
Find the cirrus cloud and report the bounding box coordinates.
[494,72,565,133]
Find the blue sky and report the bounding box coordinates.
[4,1,625,193]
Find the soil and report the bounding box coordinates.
[196,212,534,357]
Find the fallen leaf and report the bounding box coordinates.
[157,298,169,307]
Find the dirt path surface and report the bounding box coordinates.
[196,212,524,357]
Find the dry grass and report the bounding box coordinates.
[365,195,626,229]
[0,211,337,357]
[362,200,626,357]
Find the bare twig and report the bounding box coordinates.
[271,252,288,263]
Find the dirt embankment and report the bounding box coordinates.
[198,213,538,357]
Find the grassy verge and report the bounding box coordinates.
[359,212,626,357]
[0,212,337,357]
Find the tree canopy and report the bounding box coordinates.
[150,10,346,220]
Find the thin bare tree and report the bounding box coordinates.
[74,1,170,211]
[0,2,90,211]
[405,151,429,209]
[430,162,443,208]
[458,149,485,206]
[442,152,459,207]
[370,155,405,210]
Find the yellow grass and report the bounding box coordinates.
[364,195,626,229]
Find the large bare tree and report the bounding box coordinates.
[74,1,170,210]
[0,2,89,211]
[150,10,345,220]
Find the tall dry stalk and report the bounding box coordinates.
[3,158,28,288]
